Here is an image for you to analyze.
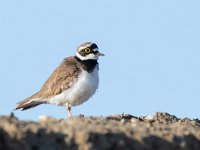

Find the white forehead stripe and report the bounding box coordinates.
[93,48,99,52]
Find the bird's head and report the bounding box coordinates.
[76,42,104,61]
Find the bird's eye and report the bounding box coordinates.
[85,48,91,53]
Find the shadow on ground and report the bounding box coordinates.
[1,128,200,150]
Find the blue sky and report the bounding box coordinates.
[0,0,200,120]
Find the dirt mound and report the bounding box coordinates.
[0,112,200,150]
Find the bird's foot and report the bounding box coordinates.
[66,102,72,117]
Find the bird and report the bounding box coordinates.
[15,42,104,117]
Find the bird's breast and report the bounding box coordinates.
[67,66,99,106]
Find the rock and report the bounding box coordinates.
[0,112,200,150]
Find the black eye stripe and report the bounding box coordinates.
[92,51,98,54]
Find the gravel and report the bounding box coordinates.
[0,112,200,150]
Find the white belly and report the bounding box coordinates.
[48,66,99,106]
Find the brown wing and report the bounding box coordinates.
[36,56,81,98]
[15,56,81,110]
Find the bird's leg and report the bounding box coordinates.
[66,102,72,117]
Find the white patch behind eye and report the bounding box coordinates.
[76,51,99,60]
[93,48,99,52]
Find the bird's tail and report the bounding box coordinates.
[15,91,47,111]
[15,98,45,111]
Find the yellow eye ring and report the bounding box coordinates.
[85,48,91,53]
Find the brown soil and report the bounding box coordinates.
[0,112,200,150]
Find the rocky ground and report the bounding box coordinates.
[0,112,200,150]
